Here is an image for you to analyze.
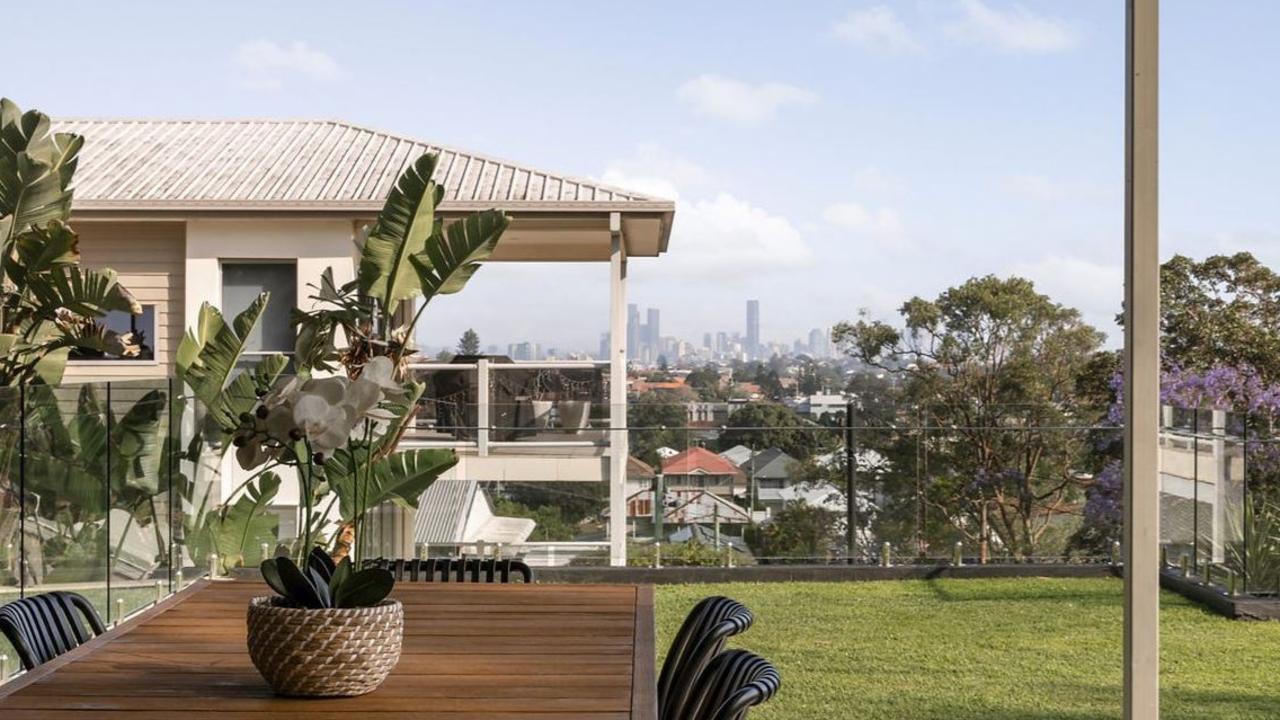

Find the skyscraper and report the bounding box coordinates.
[646,308,661,356]
[627,304,640,359]
[809,327,827,357]
[746,300,760,359]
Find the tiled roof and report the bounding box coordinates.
[53,118,671,212]
[662,447,744,477]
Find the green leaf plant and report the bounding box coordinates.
[261,547,395,609]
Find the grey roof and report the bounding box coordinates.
[718,445,755,467]
[53,118,672,212]
[413,480,477,543]
[741,447,799,480]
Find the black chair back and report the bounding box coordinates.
[364,557,534,583]
[658,596,753,720]
[0,591,107,670]
[687,649,781,720]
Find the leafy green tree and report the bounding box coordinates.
[457,328,481,355]
[629,392,690,466]
[492,498,578,541]
[833,275,1106,558]
[1159,253,1280,383]
[749,502,842,558]
[685,364,724,400]
[719,402,830,460]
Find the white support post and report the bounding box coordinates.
[1124,1,1160,718]
[477,359,491,457]
[608,212,628,567]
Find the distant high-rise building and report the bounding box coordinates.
[716,332,729,354]
[646,308,661,356]
[809,328,828,357]
[627,304,640,359]
[746,300,760,359]
[703,332,713,349]
[507,342,541,361]
[598,332,610,362]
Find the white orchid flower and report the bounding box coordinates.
[361,356,405,396]
[293,390,356,457]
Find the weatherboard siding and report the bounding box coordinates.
[63,221,185,383]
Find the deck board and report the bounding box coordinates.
[0,579,657,718]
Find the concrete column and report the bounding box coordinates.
[1123,1,1160,718]
[608,212,629,567]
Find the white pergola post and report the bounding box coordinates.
[608,212,629,567]
[1124,1,1160,718]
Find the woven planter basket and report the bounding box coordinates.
[246,596,403,697]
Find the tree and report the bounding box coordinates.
[1159,253,1280,384]
[833,275,1107,559]
[718,402,829,460]
[457,328,480,355]
[686,364,725,400]
[628,392,691,467]
[750,502,842,558]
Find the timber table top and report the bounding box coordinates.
[0,578,657,719]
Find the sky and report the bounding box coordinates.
[9,1,1280,353]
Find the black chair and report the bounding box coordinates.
[686,649,781,720]
[364,557,534,583]
[0,591,107,671]
[658,596,754,720]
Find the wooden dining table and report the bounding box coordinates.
[0,579,657,719]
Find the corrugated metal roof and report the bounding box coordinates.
[52,118,668,211]
[413,480,477,544]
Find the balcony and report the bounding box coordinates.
[401,358,613,453]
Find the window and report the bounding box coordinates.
[221,262,296,372]
[69,305,156,361]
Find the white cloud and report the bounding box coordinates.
[823,201,908,248]
[600,143,711,201]
[233,40,342,91]
[1012,256,1122,338]
[601,147,812,278]
[677,74,816,125]
[947,0,1078,54]
[832,5,923,55]
[674,193,813,275]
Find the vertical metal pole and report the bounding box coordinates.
[845,401,856,563]
[17,385,25,597]
[653,473,664,542]
[477,359,490,457]
[1124,1,1160,717]
[608,212,628,567]
[1192,410,1199,570]
[167,377,176,595]
[105,382,113,614]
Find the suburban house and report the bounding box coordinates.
[660,447,747,497]
[56,117,675,566]
[738,447,801,509]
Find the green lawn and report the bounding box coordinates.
[656,578,1280,720]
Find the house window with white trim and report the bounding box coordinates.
[221,262,296,372]
[69,304,156,361]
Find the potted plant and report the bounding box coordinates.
[248,547,400,696]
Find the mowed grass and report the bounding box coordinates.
[656,578,1280,720]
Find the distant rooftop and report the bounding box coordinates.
[53,118,673,213]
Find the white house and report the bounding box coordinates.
[58,118,675,566]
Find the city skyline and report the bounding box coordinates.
[15,3,1278,352]
[430,298,836,364]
